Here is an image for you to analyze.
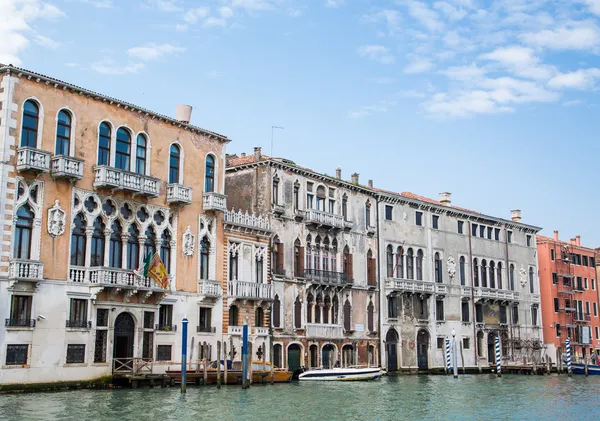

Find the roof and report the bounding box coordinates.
[537,235,596,251]
[0,64,229,142]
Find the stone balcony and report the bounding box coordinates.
[51,155,84,180]
[198,279,221,303]
[227,280,272,301]
[166,183,192,205]
[8,259,44,282]
[304,209,345,230]
[203,192,227,212]
[306,323,344,339]
[68,266,163,292]
[16,147,51,173]
[366,225,377,236]
[473,287,520,302]
[254,327,269,336]
[93,165,160,197]
[228,326,243,335]
[304,269,352,287]
[385,277,434,294]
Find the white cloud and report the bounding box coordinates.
[357,45,395,64]
[442,63,487,81]
[480,45,555,80]
[520,23,600,50]
[403,0,444,32]
[143,0,182,12]
[127,43,186,61]
[349,100,396,118]
[91,60,144,75]
[548,68,600,89]
[325,0,344,7]
[361,9,402,35]
[404,57,433,73]
[229,0,274,11]
[433,1,468,21]
[34,35,60,49]
[0,0,65,66]
[579,0,600,16]
[203,17,227,27]
[184,7,210,24]
[80,0,113,8]
[562,99,584,106]
[219,6,234,18]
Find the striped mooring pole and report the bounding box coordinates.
[566,339,572,377]
[445,338,451,374]
[495,336,501,377]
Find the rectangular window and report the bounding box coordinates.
[461,301,469,322]
[198,307,212,332]
[550,249,555,261]
[494,228,500,241]
[531,307,538,326]
[68,298,88,328]
[142,332,153,359]
[6,344,28,365]
[586,301,590,315]
[512,305,519,324]
[458,221,464,234]
[385,205,393,221]
[307,194,313,209]
[593,279,596,290]
[158,305,173,330]
[432,215,439,229]
[479,225,485,237]
[255,258,263,283]
[66,344,85,364]
[9,295,32,326]
[499,305,507,324]
[462,337,470,349]
[591,257,596,267]
[437,337,444,349]
[93,330,107,363]
[526,235,532,247]
[487,227,492,239]
[475,303,483,323]
[436,300,444,321]
[595,302,598,317]
[585,278,589,289]
[472,223,478,236]
[415,211,423,226]
[583,255,589,266]
[552,273,558,284]
[144,311,155,329]
[328,199,335,214]
[97,308,109,327]
[156,345,172,361]
[507,231,513,243]
[387,296,398,319]
[556,323,561,337]
[596,327,599,340]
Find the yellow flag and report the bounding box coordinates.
[147,253,170,290]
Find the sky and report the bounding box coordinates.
[2,0,600,245]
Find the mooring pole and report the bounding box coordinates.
[242,323,249,389]
[217,341,222,388]
[181,317,188,393]
[452,329,458,378]
[566,339,572,377]
[445,338,451,375]
[495,336,501,378]
[223,341,228,385]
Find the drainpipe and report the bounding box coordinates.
[375,195,382,368]
[468,221,478,371]
[504,224,511,362]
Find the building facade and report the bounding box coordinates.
[226,150,379,372]
[377,192,543,371]
[538,232,600,361]
[0,65,230,384]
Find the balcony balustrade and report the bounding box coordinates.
[228,326,243,335]
[304,209,345,230]
[198,279,222,297]
[5,318,36,328]
[68,266,162,289]
[93,166,160,197]
[51,155,84,180]
[9,259,44,281]
[203,192,227,212]
[385,277,434,294]
[254,327,269,336]
[16,147,51,172]
[166,183,192,205]
[473,287,520,301]
[227,280,272,301]
[224,209,270,230]
[306,323,344,339]
[304,269,352,286]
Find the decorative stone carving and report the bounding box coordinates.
[255,246,267,260]
[182,226,195,257]
[519,265,527,287]
[47,200,66,238]
[447,255,456,280]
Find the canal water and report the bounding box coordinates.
[1,375,598,421]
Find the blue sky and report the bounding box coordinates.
[2,0,600,244]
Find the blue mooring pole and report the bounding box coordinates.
[445,338,451,375]
[566,338,572,377]
[495,336,501,377]
[181,317,188,393]
[242,324,249,389]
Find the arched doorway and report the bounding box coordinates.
[342,344,354,367]
[487,332,497,364]
[477,331,484,358]
[417,329,429,370]
[287,344,301,372]
[386,329,399,372]
[309,344,318,368]
[113,312,135,359]
[322,344,335,369]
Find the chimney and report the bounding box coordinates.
[553,230,559,241]
[254,147,262,161]
[351,173,359,184]
[336,168,342,179]
[439,192,452,206]
[570,238,577,246]
[368,179,373,188]
[576,235,581,247]
[511,209,522,222]
[175,104,192,124]
[241,153,246,157]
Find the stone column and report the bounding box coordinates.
[121,233,129,270]
[84,227,94,282]
[169,239,177,291]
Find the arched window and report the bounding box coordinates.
[272,176,279,205]
[272,295,281,328]
[21,100,39,148]
[322,237,330,272]
[126,224,139,270]
[160,230,171,274]
[14,204,34,259]
[386,245,394,277]
[255,307,264,327]
[90,217,105,267]
[316,186,326,211]
[367,300,375,332]
[367,249,375,286]
[144,226,156,258]
[343,246,352,280]
[497,262,503,289]
[294,238,304,277]
[396,247,404,279]
[109,221,122,268]
[98,122,111,165]
[169,144,181,184]
[509,264,515,290]
[205,155,215,192]
[406,248,414,279]
[343,299,352,331]
[229,305,239,327]
[306,236,312,271]
[434,252,442,283]
[323,295,331,324]
[342,194,348,219]
[332,295,339,324]
[459,256,466,286]
[255,254,264,283]
[273,344,282,368]
[135,134,147,175]
[294,296,302,328]
[529,267,535,293]
[306,293,314,324]
[70,213,86,266]
[481,259,488,287]
[200,237,210,280]
[115,128,131,171]
[489,261,496,289]
[331,239,338,271]
[55,109,71,155]
[473,258,479,287]
[365,201,371,227]
[314,236,321,270]
[315,294,323,323]
[417,249,424,280]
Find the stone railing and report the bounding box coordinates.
[304,209,345,229]
[435,284,448,294]
[531,294,541,303]
[166,183,192,205]
[17,147,51,172]
[228,326,243,335]
[69,266,160,289]
[203,192,227,212]
[51,155,84,180]
[304,269,352,286]
[385,277,434,294]
[198,279,221,297]
[9,259,44,281]
[306,323,344,339]
[474,287,520,301]
[224,209,270,230]
[254,327,269,336]
[461,286,472,296]
[93,166,160,197]
[228,280,272,300]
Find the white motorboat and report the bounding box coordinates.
[298,366,383,381]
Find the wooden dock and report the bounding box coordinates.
[111,358,174,389]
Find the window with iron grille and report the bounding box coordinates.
[94,331,107,363]
[144,311,155,329]
[96,309,109,327]
[157,345,172,361]
[9,295,32,325]
[512,305,519,324]
[142,332,154,359]
[6,344,28,365]
[66,344,85,364]
[436,337,444,349]
[462,337,470,349]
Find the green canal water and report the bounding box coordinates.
[1,375,598,421]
